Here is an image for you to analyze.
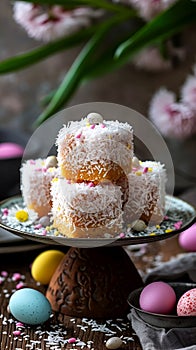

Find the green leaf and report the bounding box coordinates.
[115,0,196,61]
[83,28,134,80]
[83,0,196,81]
[0,25,100,74]
[34,13,131,126]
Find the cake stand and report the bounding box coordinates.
[0,195,195,320]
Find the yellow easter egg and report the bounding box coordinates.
[31,250,65,285]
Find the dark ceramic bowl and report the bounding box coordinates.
[0,128,28,200]
[128,282,196,328]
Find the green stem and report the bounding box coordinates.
[115,0,196,60]
[34,13,131,126]
[0,24,100,74]
[85,0,196,79]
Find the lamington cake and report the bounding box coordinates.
[51,178,124,238]
[56,112,133,184]
[124,158,167,225]
[20,156,58,217]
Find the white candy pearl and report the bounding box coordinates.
[45,155,57,168]
[132,156,140,168]
[86,112,103,124]
[106,337,123,349]
[132,219,147,232]
[7,304,10,313]
[39,216,50,227]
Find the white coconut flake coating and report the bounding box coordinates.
[51,178,124,237]
[124,160,167,225]
[56,118,134,176]
[20,158,59,217]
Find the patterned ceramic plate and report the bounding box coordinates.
[0,195,195,248]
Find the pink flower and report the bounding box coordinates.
[181,65,196,111]
[149,88,196,139]
[132,46,172,71]
[13,2,103,42]
[125,0,177,20]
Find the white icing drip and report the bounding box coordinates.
[51,179,123,232]
[56,119,133,174]
[20,159,59,209]
[124,161,167,222]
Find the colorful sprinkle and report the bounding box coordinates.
[12,273,22,281]
[132,167,139,172]
[29,160,36,165]
[75,133,82,139]
[34,224,42,229]
[16,322,24,328]
[47,167,56,173]
[174,221,183,230]
[135,171,142,176]
[165,228,173,233]
[88,182,95,188]
[16,282,24,290]
[68,337,77,344]
[90,124,95,129]
[119,232,125,238]
[1,271,8,277]
[100,123,106,128]
[143,167,148,174]
[13,330,21,336]
[2,208,9,216]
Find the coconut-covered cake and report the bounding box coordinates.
[56,112,133,184]
[20,112,167,238]
[20,156,58,217]
[51,178,124,238]
[124,159,167,226]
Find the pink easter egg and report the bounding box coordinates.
[178,224,196,252]
[0,142,24,159]
[139,281,176,314]
[177,288,196,316]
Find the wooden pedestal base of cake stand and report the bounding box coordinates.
[46,246,144,319]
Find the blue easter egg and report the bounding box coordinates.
[9,288,52,325]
